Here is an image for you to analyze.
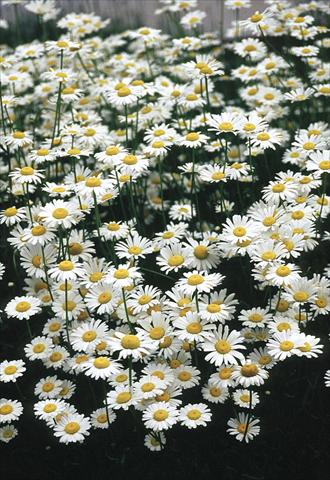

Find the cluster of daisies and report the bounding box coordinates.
[0,0,329,450]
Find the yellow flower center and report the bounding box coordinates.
[15,301,31,312]
[241,364,259,377]
[210,387,221,397]
[43,403,57,413]
[275,265,291,277]
[187,409,202,420]
[116,392,131,404]
[121,335,140,349]
[237,423,247,434]
[194,245,209,259]
[219,367,232,379]
[187,274,204,286]
[303,142,315,151]
[207,303,221,313]
[85,177,101,188]
[215,340,231,354]
[84,128,96,137]
[159,336,172,348]
[168,255,184,267]
[52,208,69,219]
[319,161,330,170]
[280,340,294,351]
[33,343,46,353]
[250,12,263,22]
[114,269,129,279]
[20,166,34,176]
[186,322,202,334]
[59,260,74,271]
[123,155,137,165]
[0,405,13,415]
[277,322,291,332]
[293,291,309,302]
[4,365,17,375]
[257,132,270,141]
[211,171,225,181]
[98,292,112,304]
[4,207,17,217]
[82,330,97,342]
[42,382,54,392]
[13,131,25,139]
[64,422,80,434]
[248,313,262,323]
[117,86,131,97]
[93,357,110,369]
[96,413,108,424]
[67,148,81,155]
[62,300,76,311]
[185,132,199,142]
[178,371,191,381]
[141,382,155,393]
[128,246,142,255]
[32,255,41,267]
[153,409,168,421]
[233,226,246,237]
[315,297,327,308]
[291,210,304,220]
[149,327,165,340]
[106,146,120,156]
[49,352,63,362]
[261,251,276,261]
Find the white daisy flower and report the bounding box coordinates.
[0,399,23,423]
[53,413,91,444]
[179,403,212,429]
[5,295,41,320]
[142,402,179,431]
[0,360,26,383]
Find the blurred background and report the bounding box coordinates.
[0,0,270,34]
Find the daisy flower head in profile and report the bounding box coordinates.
[208,112,243,136]
[183,54,224,79]
[177,270,224,295]
[179,131,208,149]
[180,10,207,29]
[48,260,85,283]
[9,166,44,185]
[81,356,121,380]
